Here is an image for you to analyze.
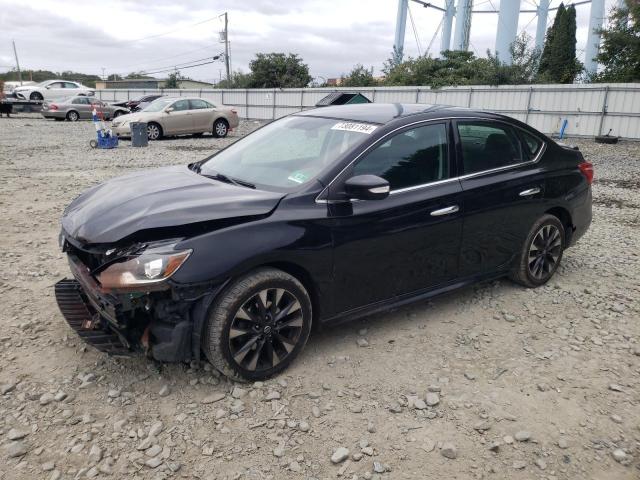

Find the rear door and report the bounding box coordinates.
[189,99,215,132]
[328,121,463,314]
[71,97,91,118]
[454,120,547,277]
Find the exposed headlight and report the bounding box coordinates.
[97,245,191,290]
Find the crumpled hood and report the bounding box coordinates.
[62,165,285,245]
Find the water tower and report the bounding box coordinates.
[393,0,607,75]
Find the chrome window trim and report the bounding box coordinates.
[315,116,547,204]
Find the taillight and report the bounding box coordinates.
[578,161,594,185]
[49,104,58,111]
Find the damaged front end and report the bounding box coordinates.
[55,235,216,362]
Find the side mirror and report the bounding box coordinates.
[45,85,51,89]
[165,107,174,113]
[344,175,390,201]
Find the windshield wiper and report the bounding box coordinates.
[202,171,256,189]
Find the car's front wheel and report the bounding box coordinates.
[203,268,312,381]
[510,214,565,288]
[213,118,229,138]
[147,122,163,140]
[30,92,43,101]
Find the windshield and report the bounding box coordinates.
[142,98,174,112]
[34,81,52,87]
[199,116,376,190]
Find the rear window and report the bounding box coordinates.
[520,130,544,159]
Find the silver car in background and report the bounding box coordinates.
[111,97,240,140]
[41,97,129,121]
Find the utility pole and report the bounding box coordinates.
[12,40,22,85]
[102,67,106,81]
[223,12,230,83]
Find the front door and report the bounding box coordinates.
[328,121,463,316]
[454,120,546,277]
[162,99,192,135]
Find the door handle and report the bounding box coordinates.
[430,205,459,216]
[519,187,541,197]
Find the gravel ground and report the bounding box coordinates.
[0,113,639,480]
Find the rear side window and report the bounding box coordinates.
[519,130,544,159]
[353,123,449,191]
[457,122,523,175]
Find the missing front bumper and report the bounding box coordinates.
[54,279,132,357]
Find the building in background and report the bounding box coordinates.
[95,78,214,90]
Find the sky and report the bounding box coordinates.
[0,0,622,84]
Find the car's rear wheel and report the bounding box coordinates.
[213,118,229,138]
[30,92,43,101]
[203,268,312,381]
[66,110,79,122]
[147,122,163,140]
[510,214,565,288]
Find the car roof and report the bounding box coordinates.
[295,103,506,125]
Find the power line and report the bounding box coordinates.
[103,14,224,46]
[140,59,220,76]
[111,44,217,72]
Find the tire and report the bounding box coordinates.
[113,110,123,118]
[203,268,312,381]
[212,118,229,138]
[30,92,43,101]
[510,214,565,288]
[595,135,618,144]
[66,110,79,122]
[147,122,163,140]
[89,139,98,149]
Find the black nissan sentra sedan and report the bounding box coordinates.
[56,103,593,380]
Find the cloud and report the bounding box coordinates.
[0,0,619,82]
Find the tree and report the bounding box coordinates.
[382,46,404,77]
[595,0,640,82]
[247,53,311,88]
[537,3,582,83]
[341,64,377,87]
[216,71,253,89]
[165,71,182,88]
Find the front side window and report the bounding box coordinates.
[190,99,212,109]
[49,82,64,88]
[353,123,449,191]
[172,99,190,111]
[457,122,523,174]
[200,116,374,190]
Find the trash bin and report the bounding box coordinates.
[130,122,148,147]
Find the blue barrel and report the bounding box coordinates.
[130,122,148,147]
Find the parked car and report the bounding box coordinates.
[12,80,94,101]
[41,96,129,121]
[55,104,593,380]
[111,97,239,140]
[111,94,164,112]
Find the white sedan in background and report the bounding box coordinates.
[12,80,94,101]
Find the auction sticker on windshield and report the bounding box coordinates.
[331,122,378,134]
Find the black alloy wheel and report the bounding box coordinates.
[510,214,565,287]
[203,268,312,381]
[528,224,562,280]
[229,288,304,372]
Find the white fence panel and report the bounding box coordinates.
[96,83,640,139]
